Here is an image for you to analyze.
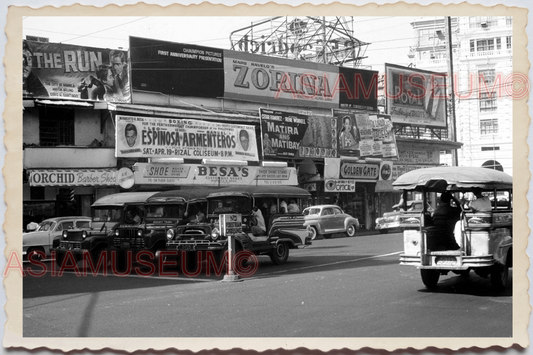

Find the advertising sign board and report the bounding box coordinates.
[324,179,356,192]
[28,169,118,186]
[260,108,336,160]
[22,40,130,102]
[129,36,224,99]
[115,115,258,161]
[129,36,378,110]
[333,109,398,159]
[133,163,299,186]
[385,63,447,128]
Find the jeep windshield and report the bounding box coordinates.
[208,197,252,215]
[92,207,123,223]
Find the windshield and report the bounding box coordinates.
[208,197,252,215]
[145,205,182,219]
[92,207,123,223]
[37,221,56,232]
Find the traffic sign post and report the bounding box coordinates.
[220,214,243,282]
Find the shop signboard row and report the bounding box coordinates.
[260,108,398,160]
[27,168,134,187]
[133,163,299,186]
[23,39,130,103]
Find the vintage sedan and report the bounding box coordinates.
[375,200,430,234]
[23,216,91,261]
[303,204,359,240]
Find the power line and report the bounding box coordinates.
[61,17,150,43]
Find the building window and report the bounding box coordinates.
[506,17,513,26]
[476,38,494,52]
[478,69,497,112]
[39,106,75,146]
[481,146,500,151]
[480,119,498,135]
[506,36,512,49]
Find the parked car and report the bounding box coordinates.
[303,205,359,240]
[375,200,431,234]
[23,216,91,261]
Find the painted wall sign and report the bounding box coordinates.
[28,169,118,186]
[392,164,439,180]
[324,179,356,192]
[134,163,298,186]
[385,63,447,128]
[23,39,130,102]
[115,115,258,161]
[340,162,380,180]
[397,148,440,165]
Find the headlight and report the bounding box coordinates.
[137,229,143,237]
[166,229,174,240]
[82,231,88,239]
[114,229,119,236]
[211,227,220,240]
[62,230,68,239]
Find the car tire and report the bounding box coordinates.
[308,226,318,240]
[420,269,440,289]
[491,263,509,291]
[269,242,289,265]
[346,224,357,237]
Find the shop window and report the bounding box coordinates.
[480,119,498,135]
[39,106,74,146]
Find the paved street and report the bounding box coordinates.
[23,231,512,338]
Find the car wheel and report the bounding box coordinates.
[308,226,318,240]
[269,242,289,265]
[420,269,440,289]
[491,263,509,291]
[346,224,357,237]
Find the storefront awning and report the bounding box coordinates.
[107,103,258,123]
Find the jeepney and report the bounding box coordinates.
[394,167,513,291]
[53,191,159,267]
[165,185,312,266]
[110,189,209,259]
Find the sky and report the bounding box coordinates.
[22,15,425,73]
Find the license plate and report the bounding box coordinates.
[177,244,195,251]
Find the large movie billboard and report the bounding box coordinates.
[259,109,336,160]
[333,109,398,159]
[385,64,447,128]
[22,40,130,102]
[129,36,378,110]
[129,36,224,99]
[115,115,259,161]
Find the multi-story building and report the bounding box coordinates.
[409,16,513,174]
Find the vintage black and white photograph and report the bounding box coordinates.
[3,0,531,353]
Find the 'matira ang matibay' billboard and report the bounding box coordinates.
[129,36,378,110]
[23,39,130,102]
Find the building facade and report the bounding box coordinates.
[409,16,513,174]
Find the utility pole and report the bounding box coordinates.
[446,16,459,167]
